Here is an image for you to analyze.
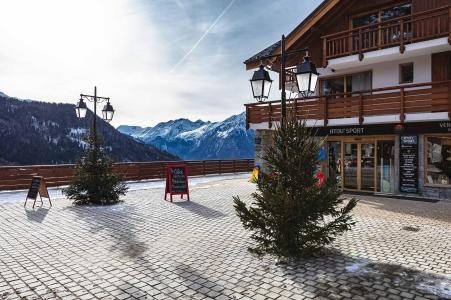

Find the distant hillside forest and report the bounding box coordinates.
[0,94,177,165]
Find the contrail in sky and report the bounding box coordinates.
[169,0,237,73]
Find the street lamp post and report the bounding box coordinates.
[75,86,115,147]
[249,35,319,126]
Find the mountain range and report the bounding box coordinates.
[117,113,255,160]
[0,92,177,165]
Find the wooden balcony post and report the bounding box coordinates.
[294,99,298,120]
[448,82,451,119]
[245,105,250,130]
[449,7,451,45]
[323,96,328,126]
[359,93,364,125]
[400,19,405,53]
[322,38,328,67]
[358,28,364,61]
[400,88,405,123]
[268,103,273,128]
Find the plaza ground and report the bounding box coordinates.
[0,178,450,299]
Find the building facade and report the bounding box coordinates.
[245,0,451,200]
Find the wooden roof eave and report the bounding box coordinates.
[244,0,341,70]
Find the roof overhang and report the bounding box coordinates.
[244,0,341,70]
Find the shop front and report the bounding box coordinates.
[315,121,451,199]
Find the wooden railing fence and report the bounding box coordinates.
[321,5,451,65]
[245,80,451,128]
[0,159,254,191]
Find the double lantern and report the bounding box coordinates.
[250,55,319,102]
[75,97,115,122]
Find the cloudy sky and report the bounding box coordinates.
[0,0,322,127]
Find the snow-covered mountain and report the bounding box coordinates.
[117,112,255,160]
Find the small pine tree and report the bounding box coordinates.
[233,114,357,259]
[63,127,128,205]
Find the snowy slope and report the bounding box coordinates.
[118,112,255,160]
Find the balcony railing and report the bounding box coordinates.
[0,159,254,191]
[245,80,451,129]
[321,5,451,65]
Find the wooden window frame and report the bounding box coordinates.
[399,62,414,84]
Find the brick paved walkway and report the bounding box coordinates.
[0,179,450,299]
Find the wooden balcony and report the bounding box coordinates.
[321,6,451,66]
[245,80,451,129]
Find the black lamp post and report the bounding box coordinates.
[249,35,319,125]
[75,86,114,147]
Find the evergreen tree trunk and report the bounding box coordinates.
[234,114,357,259]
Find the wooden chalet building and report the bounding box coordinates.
[244,0,451,200]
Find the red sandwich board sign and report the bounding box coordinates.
[165,164,190,202]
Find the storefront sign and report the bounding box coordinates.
[316,121,451,136]
[399,135,419,194]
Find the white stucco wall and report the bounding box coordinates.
[317,54,432,90]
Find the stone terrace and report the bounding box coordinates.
[0,179,450,299]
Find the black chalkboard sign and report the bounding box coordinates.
[27,176,41,200]
[165,165,190,202]
[399,135,419,193]
[25,176,52,209]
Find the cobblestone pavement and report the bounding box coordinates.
[0,179,450,300]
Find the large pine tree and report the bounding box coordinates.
[234,114,357,258]
[63,127,128,205]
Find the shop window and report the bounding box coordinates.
[399,63,413,84]
[426,137,451,185]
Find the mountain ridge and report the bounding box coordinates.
[0,92,177,165]
[117,112,255,160]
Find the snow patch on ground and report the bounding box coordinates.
[0,173,250,205]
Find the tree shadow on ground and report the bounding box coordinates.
[347,194,451,224]
[173,201,227,219]
[66,203,148,259]
[275,249,451,299]
[24,205,50,223]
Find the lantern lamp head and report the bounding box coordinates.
[75,98,87,119]
[250,65,272,102]
[296,55,319,98]
[102,101,114,122]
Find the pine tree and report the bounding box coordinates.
[63,127,128,205]
[233,114,357,259]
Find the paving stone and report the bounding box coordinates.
[0,179,449,299]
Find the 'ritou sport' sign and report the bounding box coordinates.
[399,135,419,194]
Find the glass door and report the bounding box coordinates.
[361,143,375,191]
[377,141,395,193]
[344,143,358,189]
